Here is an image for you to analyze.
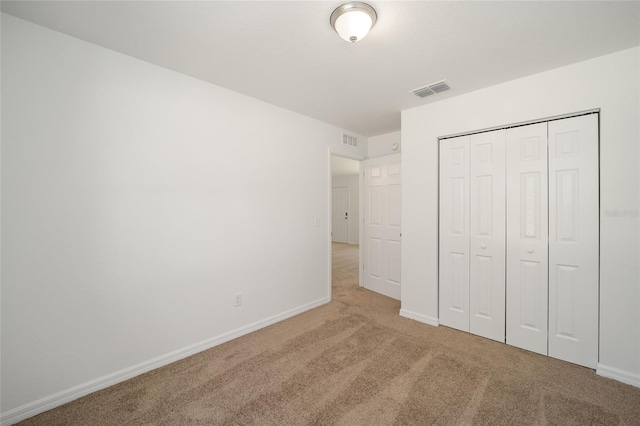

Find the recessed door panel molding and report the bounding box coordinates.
[363,153,401,300]
[450,252,466,311]
[521,172,541,239]
[451,178,466,235]
[368,186,382,226]
[556,169,580,242]
[548,114,599,369]
[474,254,493,318]
[439,135,470,332]
[555,264,579,340]
[469,130,506,342]
[388,184,401,227]
[506,122,549,356]
[368,238,381,278]
[520,136,543,161]
[519,260,542,330]
[476,176,493,237]
[387,241,401,284]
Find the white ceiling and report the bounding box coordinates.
[2,1,639,137]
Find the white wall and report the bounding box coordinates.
[401,47,640,385]
[368,131,400,158]
[332,175,359,245]
[0,14,367,419]
[330,155,360,176]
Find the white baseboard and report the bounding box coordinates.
[1,297,330,426]
[596,364,640,388]
[399,309,439,327]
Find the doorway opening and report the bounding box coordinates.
[330,155,362,293]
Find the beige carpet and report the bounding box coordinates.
[331,242,360,290]
[17,243,640,425]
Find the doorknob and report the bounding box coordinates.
[527,249,534,253]
[480,244,487,249]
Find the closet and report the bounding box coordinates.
[439,113,599,369]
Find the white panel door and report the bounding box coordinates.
[332,186,349,243]
[548,114,599,368]
[469,130,506,342]
[363,154,401,300]
[506,123,549,355]
[439,136,470,332]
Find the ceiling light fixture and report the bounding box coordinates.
[330,2,377,43]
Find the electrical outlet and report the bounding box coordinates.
[233,292,242,307]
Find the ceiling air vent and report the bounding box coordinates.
[342,133,358,147]
[410,80,451,98]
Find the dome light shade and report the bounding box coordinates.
[330,2,377,43]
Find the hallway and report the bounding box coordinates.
[331,243,359,289]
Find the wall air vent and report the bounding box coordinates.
[342,133,358,147]
[410,80,451,98]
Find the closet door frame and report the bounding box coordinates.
[437,110,600,369]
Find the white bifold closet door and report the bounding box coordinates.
[439,136,470,331]
[469,131,506,342]
[439,113,599,369]
[439,131,506,342]
[505,123,549,355]
[547,114,599,369]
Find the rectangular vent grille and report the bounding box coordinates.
[342,133,358,147]
[411,80,451,98]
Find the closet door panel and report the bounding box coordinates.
[469,130,506,342]
[439,135,470,332]
[548,114,599,368]
[506,123,549,355]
